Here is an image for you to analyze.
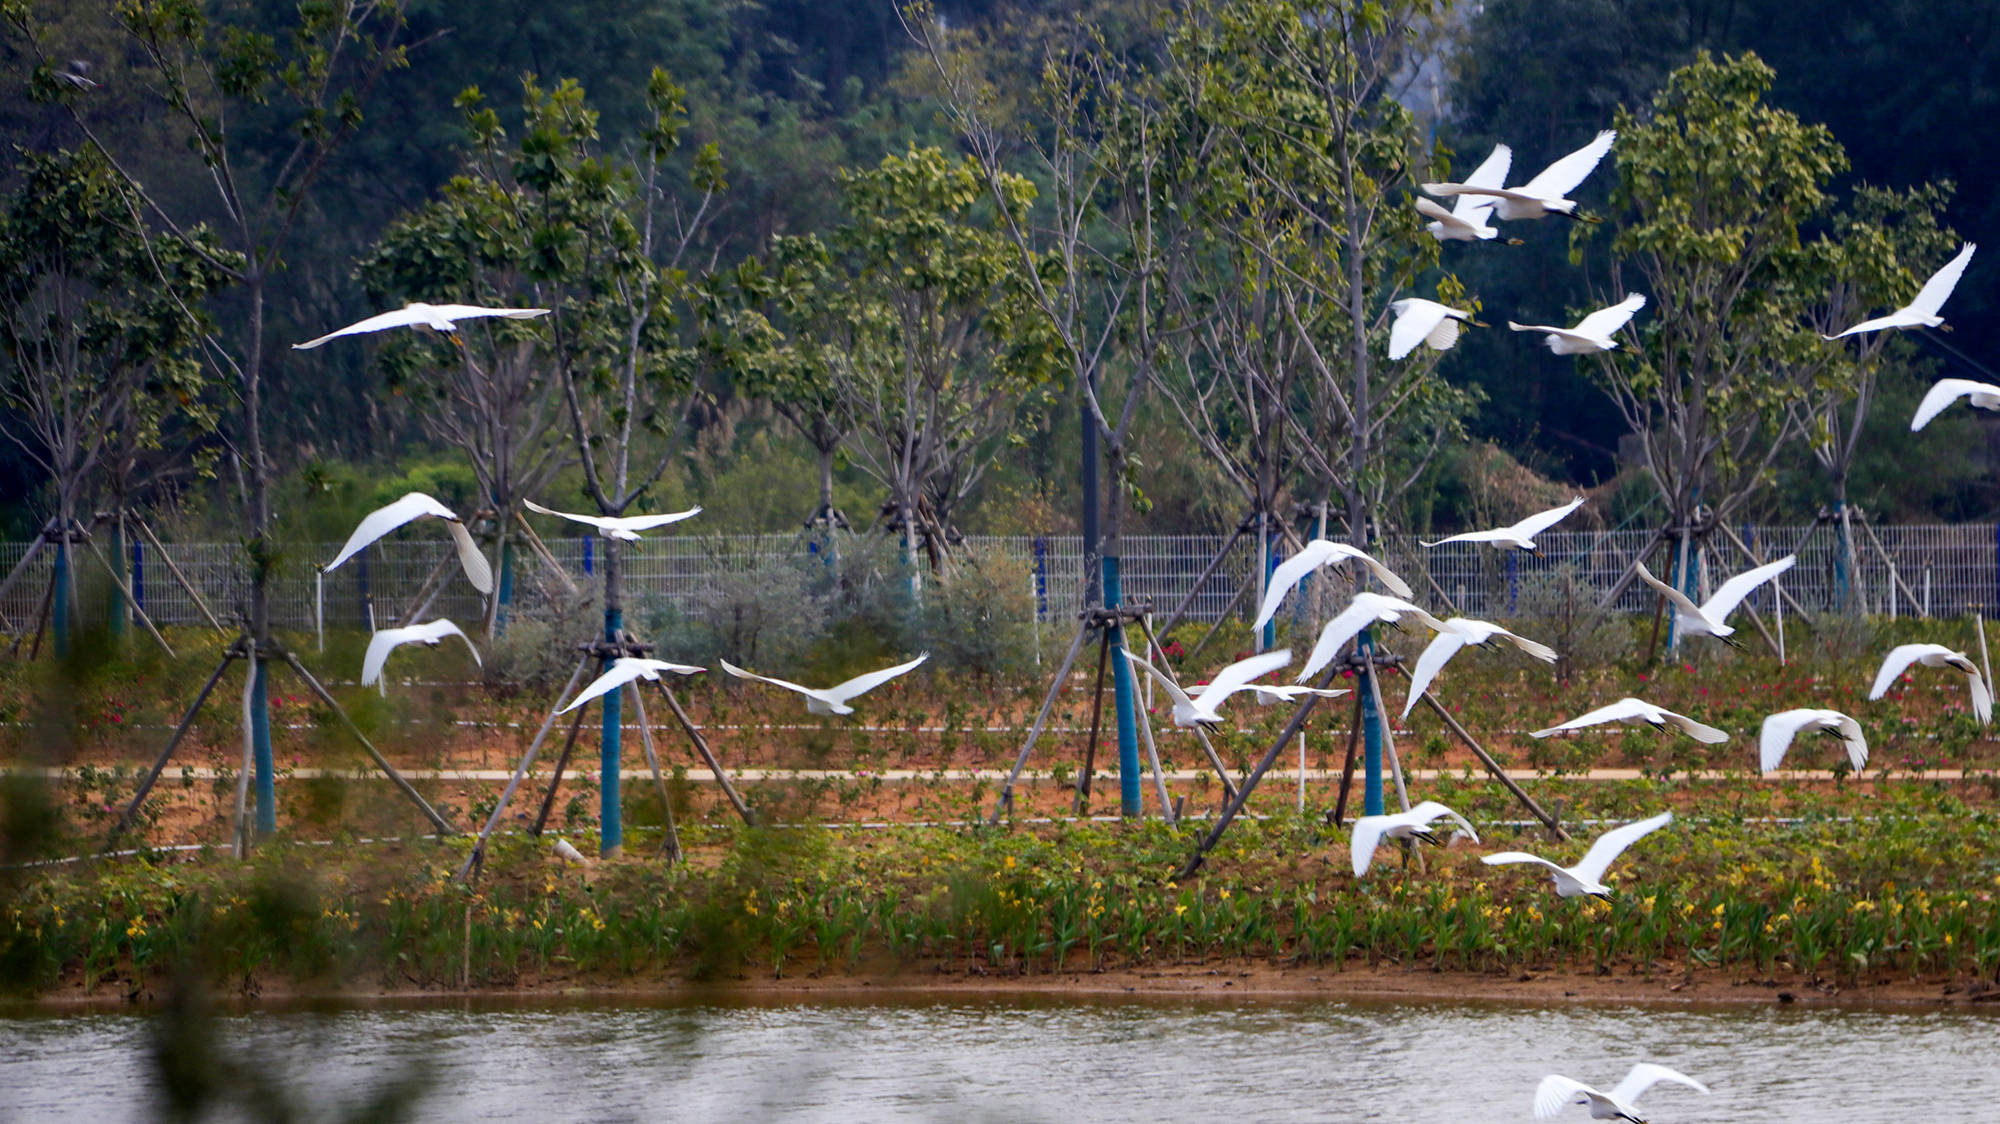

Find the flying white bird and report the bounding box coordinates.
[1760,708,1867,774]
[1400,618,1558,719]
[1388,298,1485,360]
[360,619,480,686]
[292,301,550,350]
[1869,643,1992,724]
[1297,592,1447,682]
[1483,811,1675,898]
[1247,684,1351,706]
[1633,554,1795,644]
[522,498,702,541]
[1417,144,1512,242]
[719,654,928,716]
[1509,293,1647,355]
[1531,698,1727,744]
[1825,242,1976,339]
[556,657,705,715]
[1909,378,2000,431]
[1419,495,1585,553]
[1350,801,1480,876]
[1122,649,1293,726]
[1423,130,1616,222]
[1534,1063,1710,1121]
[324,492,494,594]
[1251,540,1414,632]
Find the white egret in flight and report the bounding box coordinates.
[1534,1063,1709,1121]
[1251,541,1413,633]
[1870,643,1992,724]
[361,619,480,686]
[557,657,705,715]
[1387,298,1485,360]
[1401,619,1557,719]
[1423,130,1616,221]
[1633,554,1795,644]
[1509,293,1647,355]
[1759,708,1867,774]
[325,492,493,594]
[1825,242,1976,339]
[523,498,702,541]
[292,301,550,350]
[719,654,929,716]
[1419,496,1585,553]
[1349,801,1479,876]
[1482,811,1675,899]
[1530,698,1727,744]
[1120,649,1292,726]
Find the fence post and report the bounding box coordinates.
[1506,550,1519,615]
[583,536,594,576]
[131,536,144,618]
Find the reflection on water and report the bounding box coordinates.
[4,992,1998,1122]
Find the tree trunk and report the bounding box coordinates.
[599,533,623,857]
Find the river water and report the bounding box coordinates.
[3,992,1996,1122]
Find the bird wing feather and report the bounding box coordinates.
[360,628,407,686]
[1532,697,1651,737]
[1410,800,1478,844]
[1633,560,1706,620]
[1507,496,1586,542]
[1121,649,1198,714]
[325,493,454,572]
[1572,810,1674,885]
[424,304,551,324]
[1498,629,1559,663]
[1836,712,1869,771]
[1195,649,1293,707]
[1349,815,1394,876]
[522,498,608,530]
[1482,852,1570,877]
[608,507,704,532]
[1297,597,1377,682]
[292,306,437,350]
[1424,316,1462,353]
[1389,300,1452,360]
[1971,667,1993,725]
[1661,708,1730,744]
[1702,554,1796,621]
[1608,1063,1710,1106]
[1253,541,1337,631]
[1869,644,1932,699]
[1519,129,1616,200]
[1532,1075,1598,1120]
[1458,144,1513,208]
[717,658,822,700]
[1906,242,1976,319]
[1401,631,1466,719]
[1414,196,1458,223]
[1910,379,2000,431]
[557,661,647,714]
[1571,293,1647,340]
[1759,709,1818,773]
[824,653,930,704]
[445,520,495,593]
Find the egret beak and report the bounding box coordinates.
[1466,318,1491,329]
[1718,632,1746,651]
[1505,237,1525,246]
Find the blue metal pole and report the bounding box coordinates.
[1103,554,1142,816]
[51,537,70,660]
[1834,500,1851,612]
[252,656,275,836]
[1033,535,1049,622]
[582,536,593,575]
[599,606,622,855]
[1261,536,1279,650]
[1360,626,1384,815]
[107,523,126,642]
[494,540,516,636]
[1507,551,1520,616]
[131,536,144,618]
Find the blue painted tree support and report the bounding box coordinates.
[494,540,516,636]
[1360,627,1385,816]
[107,524,127,642]
[600,607,623,855]
[1834,500,1852,611]
[1103,555,1142,816]
[252,655,275,836]
[50,537,70,660]
[1261,537,1279,651]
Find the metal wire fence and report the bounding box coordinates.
[2,522,1995,636]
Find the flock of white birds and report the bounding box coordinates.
[286,128,1994,1117]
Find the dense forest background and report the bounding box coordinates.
[2,0,1996,542]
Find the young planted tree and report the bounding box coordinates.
[828,146,1059,573]
[358,173,576,634]
[0,147,232,652]
[1587,52,1854,633]
[440,74,726,854]
[905,3,1183,817]
[1791,183,1956,612]
[5,0,414,835]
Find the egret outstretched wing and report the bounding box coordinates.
[361,620,479,686]
[1509,496,1587,542]
[559,657,701,714]
[1519,130,1616,200]
[1408,800,1478,844]
[1482,852,1570,878]
[1532,1074,1598,1119]
[1571,292,1647,340]
[1256,546,1415,633]
[1349,816,1396,876]
[1607,1063,1710,1106]
[1122,649,1198,714]
[1401,630,1468,718]
[1633,561,1705,616]
[824,653,930,704]
[1907,242,1977,319]
[1198,649,1294,704]
[1911,379,2000,431]
[1571,811,1673,885]
[326,493,456,573]
[1703,554,1796,621]
[717,658,824,700]
[1389,299,1463,360]
[1870,644,1942,699]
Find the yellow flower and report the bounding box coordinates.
[1174,903,1188,917]
[1219,889,1232,901]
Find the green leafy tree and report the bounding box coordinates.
[0,146,233,642]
